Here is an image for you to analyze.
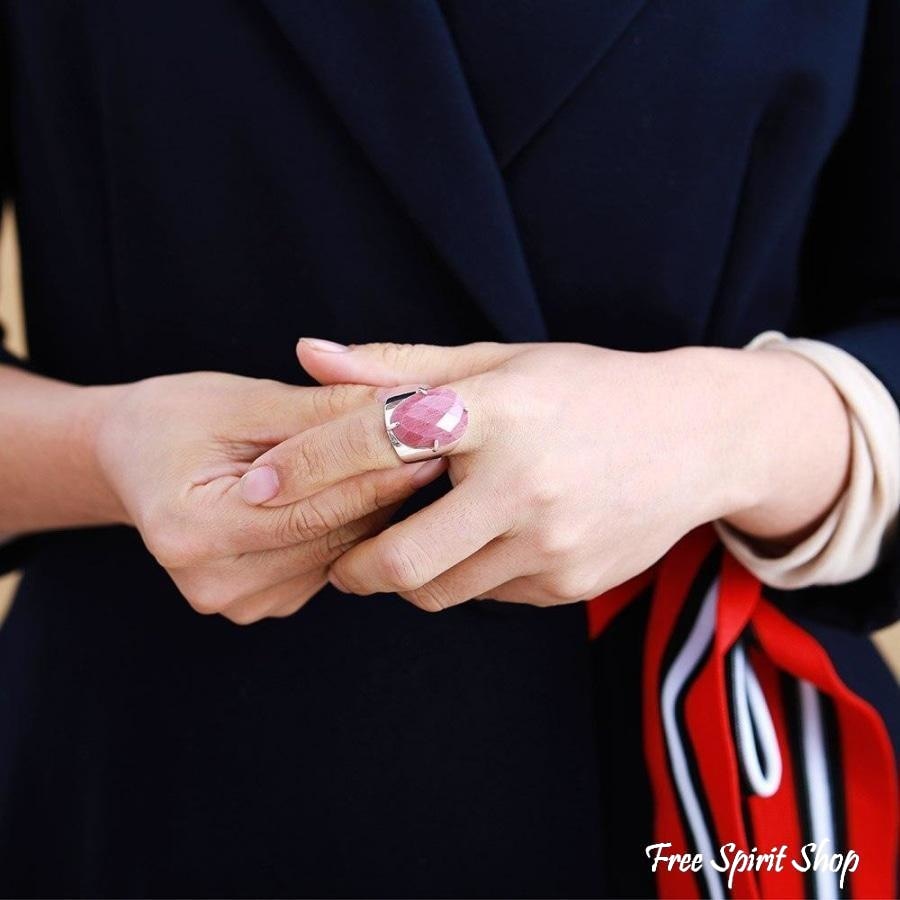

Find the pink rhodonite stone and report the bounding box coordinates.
[390,387,468,449]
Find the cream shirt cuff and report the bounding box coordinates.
[713,330,900,589]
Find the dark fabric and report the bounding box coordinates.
[777,0,900,632]
[0,527,607,898]
[0,1,898,895]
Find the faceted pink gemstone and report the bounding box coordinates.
[390,387,468,449]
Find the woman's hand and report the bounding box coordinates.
[242,339,849,611]
[89,371,445,623]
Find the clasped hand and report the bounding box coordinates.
[243,340,740,614]
[99,338,844,623]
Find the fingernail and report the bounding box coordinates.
[299,337,349,353]
[409,458,447,487]
[241,465,279,504]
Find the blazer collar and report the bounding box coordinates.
[438,0,653,168]
[257,1,650,342]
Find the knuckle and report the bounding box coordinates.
[314,383,358,420]
[308,524,356,566]
[375,341,439,376]
[268,599,306,619]
[279,577,326,614]
[521,464,562,508]
[144,522,206,570]
[328,563,362,595]
[376,538,428,592]
[290,437,327,489]
[531,524,579,561]
[183,580,232,616]
[223,605,262,626]
[377,342,413,366]
[342,414,384,463]
[550,571,597,604]
[278,497,334,543]
[272,579,323,614]
[353,471,403,517]
[143,532,180,568]
[347,475,380,515]
[403,581,456,613]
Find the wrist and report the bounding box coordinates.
[0,367,133,534]
[662,346,764,525]
[679,344,851,545]
[77,382,133,526]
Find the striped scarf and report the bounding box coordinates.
[587,525,898,899]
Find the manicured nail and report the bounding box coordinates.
[241,465,279,504]
[299,337,349,353]
[410,458,447,487]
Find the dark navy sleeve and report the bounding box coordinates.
[780,0,900,632]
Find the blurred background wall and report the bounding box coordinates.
[1,206,898,676]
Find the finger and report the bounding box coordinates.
[221,569,327,625]
[397,537,524,613]
[476,571,604,606]
[241,381,481,507]
[328,476,511,596]
[297,338,522,388]
[474,578,552,605]
[233,456,446,549]
[242,502,401,580]
[169,503,401,606]
[232,379,380,444]
[178,456,443,560]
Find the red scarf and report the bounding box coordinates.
[588,525,898,899]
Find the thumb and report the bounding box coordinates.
[296,337,522,387]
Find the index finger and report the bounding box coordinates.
[242,381,481,507]
[233,381,381,443]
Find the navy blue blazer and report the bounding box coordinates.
[0,1,898,896]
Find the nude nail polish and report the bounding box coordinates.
[299,337,349,352]
[241,465,279,504]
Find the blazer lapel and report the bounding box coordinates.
[256,0,547,341]
[438,0,653,168]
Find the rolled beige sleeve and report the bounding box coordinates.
[714,330,900,589]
